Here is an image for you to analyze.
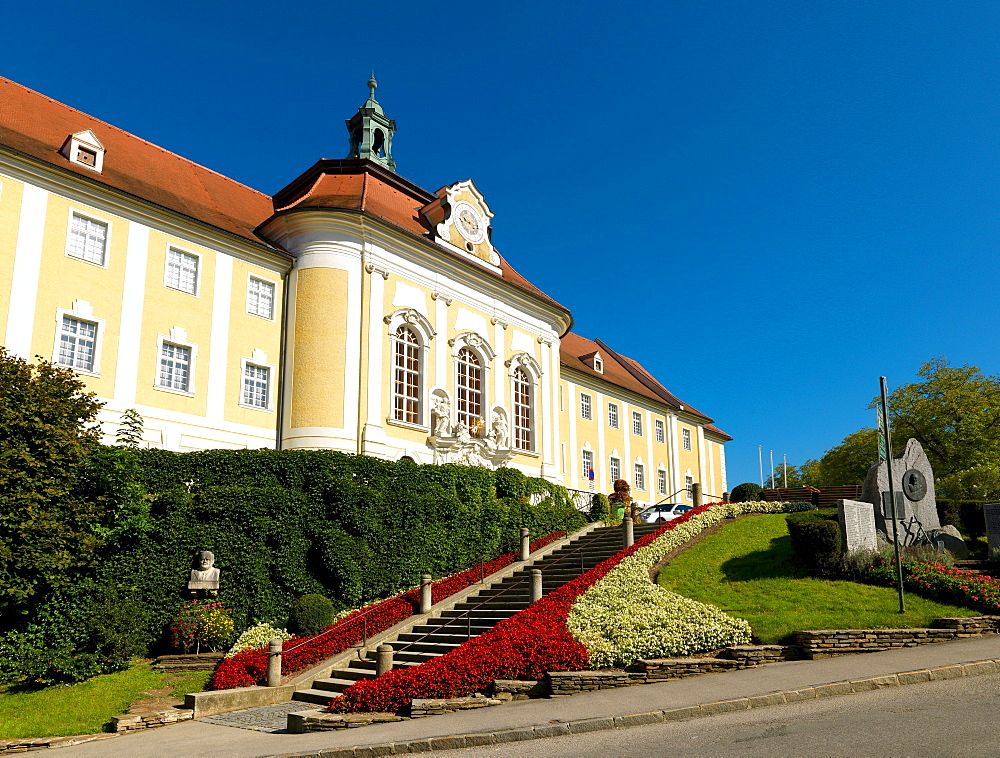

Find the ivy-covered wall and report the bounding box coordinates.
[0,449,585,685]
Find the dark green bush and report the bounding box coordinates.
[786,511,843,576]
[784,501,817,512]
[588,493,611,521]
[0,449,586,686]
[729,482,764,503]
[937,500,985,539]
[289,594,336,636]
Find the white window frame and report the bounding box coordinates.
[65,209,110,268]
[634,462,646,491]
[610,456,621,483]
[508,353,542,454]
[164,246,201,296]
[655,419,665,444]
[582,449,595,484]
[580,392,592,420]
[658,469,668,496]
[682,428,692,451]
[239,349,275,411]
[391,324,423,426]
[632,410,643,436]
[53,301,105,376]
[385,309,435,430]
[246,274,277,320]
[593,355,604,373]
[608,402,619,429]
[154,327,197,396]
[685,474,695,500]
[450,331,493,433]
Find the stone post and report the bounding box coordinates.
[722,491,731,503]
[376,644,394,676]
[692,482,703,508]
[531,569,543,602]
[420,574,433,613]
[267,639,282,687]
[520,528,530,560]
[623,515,634,548]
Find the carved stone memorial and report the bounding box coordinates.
[838,499,878,552]
[860,438,940,546]
[188,551,220,596]
[983,503,1000,555]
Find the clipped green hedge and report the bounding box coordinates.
[0,449,585,685]
[786,510,843,576]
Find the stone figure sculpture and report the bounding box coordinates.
[488,411,508,448]
[188,550,220,596]
[432,396,451,436]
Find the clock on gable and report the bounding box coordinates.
[421,179,499,268]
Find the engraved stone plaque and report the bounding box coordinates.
[984,503,1000,554]
[838,499,878,552]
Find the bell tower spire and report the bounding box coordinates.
[346,74,397,171]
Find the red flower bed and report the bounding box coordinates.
[208,531,565,690]
[330,505,716,712]
[868,558,1000,613]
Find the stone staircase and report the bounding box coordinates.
[292,520,661,706]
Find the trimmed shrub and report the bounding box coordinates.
[289,594,336,636]
[786,511,843,576]
[588,494,611,521]
[785,501,817,512]
[729,482,764,503]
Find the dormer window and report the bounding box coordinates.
[61,129,105,173]
[594,356,604,373]
[581,350,604,373]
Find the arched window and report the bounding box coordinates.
[393,325,420,424]
[456,347,482,430]
[513,367,532,451]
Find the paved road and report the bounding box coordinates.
[440,672,1000,758]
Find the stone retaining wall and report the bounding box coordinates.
[110,708,194,732]
[795,618,1000,659]
[287,696,503,733]
[152,653,224,672]
[0,735,117,755]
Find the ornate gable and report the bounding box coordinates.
[421,179,500,270]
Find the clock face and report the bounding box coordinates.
[453,201,487,244]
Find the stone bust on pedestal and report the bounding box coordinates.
[187,551,220,597]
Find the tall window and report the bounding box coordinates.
[685,475,695,500]
[580,393,592,420]
[158,342,191,392]
[456,347,482,429]
[166,248,199,294]
[610,456,621,483]
[655,419,665,444]
[243,364,270,409]
[58,316,96,371]
[582,449,594,480]
[247,277,275,319]
[682,428,692,450]
[632,411,643,436]
[658,469,668,496]
[67,213,107,265]
[513,367,532,451]
[393,326,421,424]
[634,463,645,491]
[608,403,619,428]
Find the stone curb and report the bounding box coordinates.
[262,658,1000,757]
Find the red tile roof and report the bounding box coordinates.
[561,332,731,439]
[0,77,278,249]
[272,159,570,316]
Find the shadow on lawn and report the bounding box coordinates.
[719,534,804,581]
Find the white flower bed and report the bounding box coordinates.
[225,622,293,658]
[567,500,794,668]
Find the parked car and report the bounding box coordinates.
[639,503,693,524]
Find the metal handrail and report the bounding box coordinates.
[387,525,637,658]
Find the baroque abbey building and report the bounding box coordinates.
[0,76,729,505]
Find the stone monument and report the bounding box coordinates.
[188,551,220,596]
[837,499,878,552]
[984,503,1000,555]
[860,438,941,546]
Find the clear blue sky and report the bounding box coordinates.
[4,1,999,486]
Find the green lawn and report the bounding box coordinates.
[657,513,978,644]
[0,662,211,740]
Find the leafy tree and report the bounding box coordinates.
[814,428,879,486]
[115,408,144,448]
[882,357,1000,478]
[0,349,106,617]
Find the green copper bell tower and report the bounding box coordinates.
[346,75,396,171]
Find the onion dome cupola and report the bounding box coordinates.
[346,74,397,171]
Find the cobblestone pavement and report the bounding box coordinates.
[198,701,305,732]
